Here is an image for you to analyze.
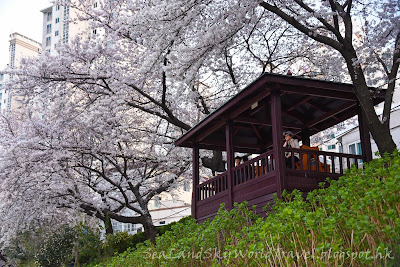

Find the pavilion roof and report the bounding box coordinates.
[175,73,385,153]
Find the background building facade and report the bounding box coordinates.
[0,33,41,112]
[41,3,88,53]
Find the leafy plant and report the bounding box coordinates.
[35,225,76,267]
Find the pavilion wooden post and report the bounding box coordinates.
[301,128,311,146]
[270,90,285,197]
[357,102,373,162]
[225,121,234,210]
[192,143,199,219]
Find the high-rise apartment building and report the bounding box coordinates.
[41,3,88,53]
[0,33,41,112]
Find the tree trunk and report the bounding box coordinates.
[201,150,226,176]
[104,215,114,235]
[341,48,396,155]
[142,216,157,244]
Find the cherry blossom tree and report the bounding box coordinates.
[258,0,400,153]
[1,0,372,245]
[0,94,189,243]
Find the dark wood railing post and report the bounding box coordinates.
[192,143,199,220]
[270,90,285,197]
[357,101,373,162]
[226,121,234,210]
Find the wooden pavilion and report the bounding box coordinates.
[175,73,384,222]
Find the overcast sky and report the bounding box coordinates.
[0,0,52,69]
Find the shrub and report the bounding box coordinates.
[3,228,45,266]
[35,225,76,267]
[102,231,146,257]
[76,224,103,266]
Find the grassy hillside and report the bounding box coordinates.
[92,151,400,266]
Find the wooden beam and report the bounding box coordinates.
[198,139,262,150]
[282,84,357,100]
[228,90,270,119]
[305,102,357,128]
[305,100,340,120]
[251,124,265,146]
[287,96,313,112]
[236,116,303,129]
[235,115,270,126]
[282,110,306,123]
[196,120,225,142]
[305,100,329,113]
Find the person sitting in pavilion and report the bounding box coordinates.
[235,156,243,184]
[283,131,300,168]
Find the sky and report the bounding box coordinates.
[0,0,52,69]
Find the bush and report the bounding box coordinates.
[35,225,76,267]
[102,231,147,257]
[3,228,46,266]
[93,150,400,266]
[76,224,103,266]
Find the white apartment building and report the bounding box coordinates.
[41,3,88,53]
[0,33,41,112]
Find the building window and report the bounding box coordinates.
[137,227,143,233]
[47,12,52,21]
[55,30,59,36]
[46,36,51,47]
[92,29,97,34]
[349,141,362,164]
[93,2,98,8]
[111,221,123,233]
[54,44,57,49]
[63,6,70,44]
[10,44,16,68]
[46,24,52,34]
[64,6,70,20]
[154,196,161,208]
[63,22,69,43]
[159,221,166,225]
[328,144,336,150]
[55,18,60,23]
[56,5,60,11]
[349,142,361,155]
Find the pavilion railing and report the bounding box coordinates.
[232,150,275,186]
[283,148,364,174]
[197,171,228,201]
[196,150,276,201]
